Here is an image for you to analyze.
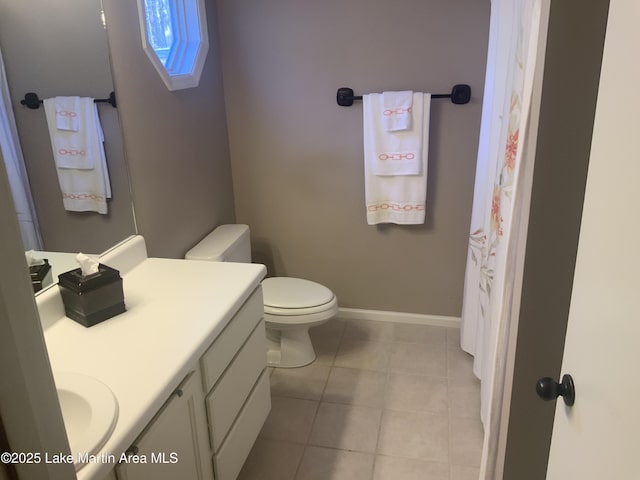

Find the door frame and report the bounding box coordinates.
[497,0,610,478]
[0,149,75,478]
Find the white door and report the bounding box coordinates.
[545,0,640,477]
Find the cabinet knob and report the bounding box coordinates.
[125,446,139,456]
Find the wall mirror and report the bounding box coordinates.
[0,0,137,288]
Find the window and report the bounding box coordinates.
[137,0,209,91]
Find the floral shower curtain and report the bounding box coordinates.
[460,0,546,477]
[0,47,42,251]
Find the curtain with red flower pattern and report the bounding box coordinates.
[459,0,547,477]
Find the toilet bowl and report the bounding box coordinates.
[185,225,338,368]
[262,277,338,367]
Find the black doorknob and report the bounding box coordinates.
[536,374,575,406]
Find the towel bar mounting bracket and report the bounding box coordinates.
[336,84,471,106]
[336,87,357,107]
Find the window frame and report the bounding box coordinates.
[137,0,209,91]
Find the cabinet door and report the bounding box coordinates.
[116,371,213,480]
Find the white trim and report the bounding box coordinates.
[338,307,461,328]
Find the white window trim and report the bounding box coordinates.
[137,0,209,91]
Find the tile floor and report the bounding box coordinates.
[238,318,483,480]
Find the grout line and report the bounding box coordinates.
[371,368,390,480]
[292,399,321,479]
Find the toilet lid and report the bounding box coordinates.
[262,277,334,309]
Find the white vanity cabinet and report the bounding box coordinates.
[200,287,271,479]
[115,370,213,480]
[114,287,270,480]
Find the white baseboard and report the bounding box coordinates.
[338,308,461,328]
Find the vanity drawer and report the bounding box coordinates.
[206,320,267,451]
[214,369,271,480]
[200,287,263,392]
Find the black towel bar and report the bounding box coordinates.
[336,84,471,107]
[20,92,117,109]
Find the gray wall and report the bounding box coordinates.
[502,0,610,478]
[217,0,490,316]
[103,0,236,259]
[0,0,136,254]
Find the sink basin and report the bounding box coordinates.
[55,373,118,470]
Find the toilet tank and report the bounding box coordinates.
[185,224,251,262]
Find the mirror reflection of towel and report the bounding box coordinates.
[43,98,111,214]
[54,96,80,132]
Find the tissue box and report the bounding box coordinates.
[30,259,52,293]
[58,264,126,327]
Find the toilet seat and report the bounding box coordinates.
[262,277,337,317]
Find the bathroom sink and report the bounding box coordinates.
[55,373,118,470]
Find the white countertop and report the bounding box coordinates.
[42,257,266,480]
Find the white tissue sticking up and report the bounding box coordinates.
[76,253,100,276]
[25,250,44,266]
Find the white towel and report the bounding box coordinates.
[43,98,111,214]
[363,93,431,225]
[43,97,96,169]
[54,96,80,131]
[368,92,425,176]
[382,90,413,131]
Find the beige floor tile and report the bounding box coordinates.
[446,327,461,349]
[310,319,345,365]
[377,409,449,462]
[388,343,447,377]
[448,376,481,419]
[392,324,447,345]
[450,464,481,480]
[245,320,484,480]
[295,446,374,480]
[308,402,382,453]
[342,319,395,343]
[373,455,449,480]
[447,348,477,382]
[270,363,331,400]
[237,438,304,480]
[449,416,484,467]
[259,396,319,444]
[385,373,448,414]
[322,367,387,407]
[334,340,391,371]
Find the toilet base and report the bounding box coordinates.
[266,326,317,368]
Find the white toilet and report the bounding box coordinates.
[185,224,338,368]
